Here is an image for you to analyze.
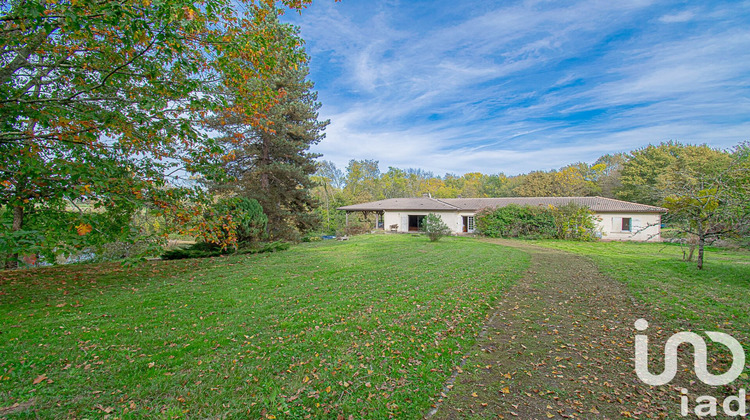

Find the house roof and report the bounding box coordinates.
[338,196,667,213]
[338,197,461,212]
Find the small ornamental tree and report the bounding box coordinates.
[422,213,451,242]
[660,144,750,269]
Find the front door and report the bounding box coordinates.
[462,216,468,233]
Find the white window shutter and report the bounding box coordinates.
[401,215,408,232]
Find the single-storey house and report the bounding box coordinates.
[338,196,667,242]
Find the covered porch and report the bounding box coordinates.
[343,210,385,231]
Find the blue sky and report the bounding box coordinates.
[283,0,750,176]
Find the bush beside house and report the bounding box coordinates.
[476,203,597,241]
[422,213,452,242]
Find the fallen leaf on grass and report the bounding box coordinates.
[32,375,47,385]
[94,405,114,413]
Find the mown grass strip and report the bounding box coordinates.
[530,241,749,332]
[0,234,528,418]
[531,240,750,390]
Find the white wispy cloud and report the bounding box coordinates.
[286,0,750,175]
[659,10,695,23]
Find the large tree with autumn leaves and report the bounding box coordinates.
[0,0,311,268]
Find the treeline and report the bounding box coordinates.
[311,142,750,250]
[314,155,620,205]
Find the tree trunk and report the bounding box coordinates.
[685,234,697,261]
[323,183,330,231]
[260,134,270,191]
[697,235,705,270]
[4,205,24,269]
[259,134,271,238]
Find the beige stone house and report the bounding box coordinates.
[339,196,667,242]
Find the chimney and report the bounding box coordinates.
[422,193,432,198]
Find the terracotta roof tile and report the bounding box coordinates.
[338,197,460,212]
[339,197,666,213]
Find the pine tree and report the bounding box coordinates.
[211,16,329,240]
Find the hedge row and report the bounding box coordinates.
[475,202,598,241]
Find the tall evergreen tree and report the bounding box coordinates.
[211,15,328,240]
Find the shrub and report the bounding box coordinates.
[199,197,268,249]
[161,241,223,260]
[161,240,289,260]
[301,235,322,242]
[341,219,371,236]
[548,202,598,241]
[475,204,555,238]
[475,203,598,241]
[232,197,268,244]
[422,213,451,242]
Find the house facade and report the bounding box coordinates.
[338,196,667,242]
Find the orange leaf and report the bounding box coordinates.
[75,223,93,236]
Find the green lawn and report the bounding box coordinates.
[531,240,750,352]
[0,235,528,418]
